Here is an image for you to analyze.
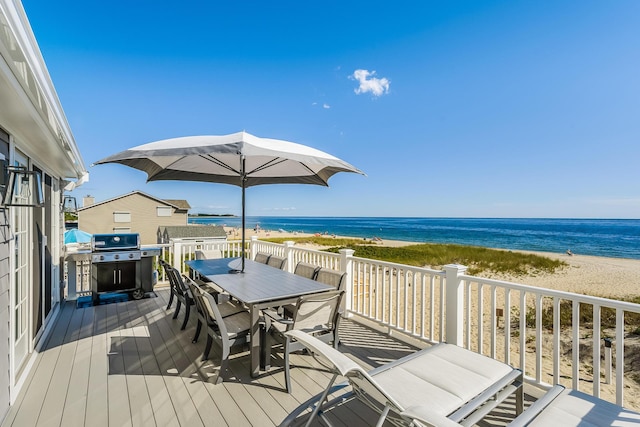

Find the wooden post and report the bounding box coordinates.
[339,249,355,316]
[444,264,468,346]
[283,241,295,273]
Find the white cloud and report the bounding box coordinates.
[350,69,390,97]
[323,103,330,109]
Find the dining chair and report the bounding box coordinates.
[263,289,344,393]
[183,274,248,337]
[281,262,322,318]
[186,277,252,384]
[283,268,346,318]
[159,259,176,310]
[293,262,320,280]
[266,255,287,270]
[165,266,194,330]
[195,249,222,260]
[315,268,347,292]
[254,252,271,264]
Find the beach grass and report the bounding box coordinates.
[526,296,640,335]
[262,237,566,276]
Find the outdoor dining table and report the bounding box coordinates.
[185,257,334,377]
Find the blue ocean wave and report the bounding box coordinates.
[189,217,640,260]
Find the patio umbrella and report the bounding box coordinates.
[64,228,92,244]
[93,131,364,272]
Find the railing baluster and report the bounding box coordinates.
[504,289,511,364]
[593,304,601,398]
[477,284,483,354]
[439,277,445,342]
[420,274,426,339]
[535,294,543,384]
[465,280,472,349]
[429,276,435,341]
[616,308,624,406]
[411,271,416,335]
[553,297,560,385]
[490,285,497,359]
[520,291,526,374]
[572,300,580,390]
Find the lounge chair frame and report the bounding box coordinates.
[279,330,524,427]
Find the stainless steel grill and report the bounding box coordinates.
[90,233,160,301]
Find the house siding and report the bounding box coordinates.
[79,193,188,245]
[0,217,9,420]
[0,0,88,421]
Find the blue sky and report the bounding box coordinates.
[23,1,640,218]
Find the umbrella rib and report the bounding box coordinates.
[246,158,287,175]
[201,154,241,175]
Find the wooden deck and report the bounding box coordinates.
[2,288,530,427]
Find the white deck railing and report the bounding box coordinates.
[64,237,640,408]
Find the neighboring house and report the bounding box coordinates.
[78,191,190,245]
[158,225,227,244]
[0,0,88,419]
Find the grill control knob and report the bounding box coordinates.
[129,253,134,259]
[114,254,119,260]
[100,255,104,261]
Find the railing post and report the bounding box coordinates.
[250,236,258,260]
[67,260,78,300]
[283,241,295,273]
[172,241,182,271]
[444,264,467,346]
[339,249,355,316]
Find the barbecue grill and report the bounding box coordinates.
[90,233,160,302]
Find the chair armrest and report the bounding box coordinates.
[508,385,565,427]
[285,330,363,376]
[262,308,294,325]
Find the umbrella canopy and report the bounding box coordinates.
[64,229,92,244]
[94,131,364,271]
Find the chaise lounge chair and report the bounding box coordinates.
[279,330,524,427]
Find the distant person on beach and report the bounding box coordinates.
[566,249,573,256]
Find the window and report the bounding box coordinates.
[113,211,131,222]
[113,227,131,233]
[157,206,172,217]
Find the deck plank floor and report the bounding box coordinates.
[2,288,532,427]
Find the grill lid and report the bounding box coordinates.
[91,233,140,251]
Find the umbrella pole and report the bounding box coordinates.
[241,180,246,272]
[241,156,246,272]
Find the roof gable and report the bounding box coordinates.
[79,191,187,211]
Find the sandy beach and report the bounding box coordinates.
[228,226,640,299]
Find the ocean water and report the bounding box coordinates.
[189,217,640,260]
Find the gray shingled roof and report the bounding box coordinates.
[161,225,227,239]
[163,199,191,210]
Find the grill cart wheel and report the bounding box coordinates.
[131,288,145,300]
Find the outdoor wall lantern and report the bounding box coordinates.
[62,195,78,213]
[1,166,44,207]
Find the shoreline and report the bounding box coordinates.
[225,226,640,299]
